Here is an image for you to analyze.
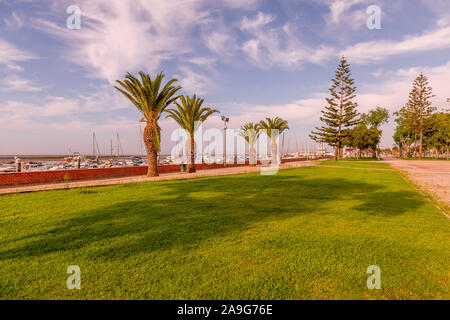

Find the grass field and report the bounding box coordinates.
[0,165,448,299]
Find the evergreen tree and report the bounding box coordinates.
[404,73,436,159]
[310,56,360,160]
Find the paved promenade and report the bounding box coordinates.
[0,161,316,195]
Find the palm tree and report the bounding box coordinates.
[239,122,261,167]
[166,94,219,173]
[114,72,181,177]
[259,117,289,165]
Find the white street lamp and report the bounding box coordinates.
[221,115,229,166]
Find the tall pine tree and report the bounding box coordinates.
[310,56,360,160]
[404,73,436,159]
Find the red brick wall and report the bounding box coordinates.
[281,158,308,163]
[0,158,314,187]
[0,162,249,187]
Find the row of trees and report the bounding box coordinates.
[239,117,290,167]
[393,74,449,159]
[114,71,290,177]
[310,56,388,160]
[310,57,448,161]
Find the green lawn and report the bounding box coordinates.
[319,160,392,169]
[0,166,448,299]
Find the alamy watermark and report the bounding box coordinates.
[66,5,81,30]
[366,265,381,289]
[366,5,381,30]
[66,265,81,289]
[170,123,281,175]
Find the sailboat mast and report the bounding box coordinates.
[116,133,120,157]
[139,126,144,156]
[93,132,96,157]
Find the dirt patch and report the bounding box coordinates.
[387,160,450,207]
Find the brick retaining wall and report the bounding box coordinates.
[0,158,312,187]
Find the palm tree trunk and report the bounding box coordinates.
[249,144,256,167]
[271,139,278,165]
[144,123,159,177]
[189,135,196,173]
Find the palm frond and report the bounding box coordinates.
[114,71,181,151]
[166,94,219,136]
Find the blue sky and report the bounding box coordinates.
[0,0,449,155]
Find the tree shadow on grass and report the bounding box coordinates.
[0,173,428,261]
[352,191,427,216]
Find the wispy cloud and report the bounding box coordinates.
[32,0,212,84]
[177,65,214,95]
[240,12,336,67]
[341,25,450,64]
[0,75,44,92]
[186,57,217,69]
[0,38,37,69]
[2,11,24,30]
[31,0,258,84]
[325,0,370,28]
[0,87,128,130]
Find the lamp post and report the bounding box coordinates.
[221,115,229,167]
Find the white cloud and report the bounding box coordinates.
[240,13,336,67]
[221,0,260,10]
[32,0,212,84]
[242,39,261,64]
[241,12,275,31]
[0,87,128,130]
[31,0,261,85]
[205,31,234,56]
[326,0,369,28]
[0,38,37,68]
[436,16,450,28]
[0,75,44,92]
[342,25,450,64]
[186,57,217,68]
[2,11,23,30]
[177,65,214,95]
[358,61,450,111]
[6,64,24,72]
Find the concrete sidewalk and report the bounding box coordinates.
[0,161,316,195]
